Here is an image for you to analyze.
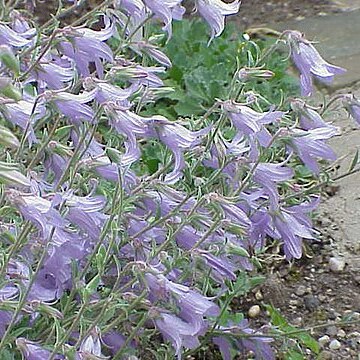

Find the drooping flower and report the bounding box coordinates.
[16,338,64,360]
[286,30,346,96]
[0,24,34,47]
[291,98,337,130]
[146,116,210,182]
[288,126,339,174]
[43,89,96,124]
[76,328,105,360]
[253,162,294,208]
[59,19,114,77]
[143,0,185,38]
[154,311,201,358]
[223,100,284,147]
[1,98,45,145]
[342,93,360,126]
[213,319,274,360]
[196,0,240,42]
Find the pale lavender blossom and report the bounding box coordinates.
[32,60,74,90]
[291,99,337,130]
[154,312,201,358]
[253,163,294,208]
[143,0,185,38]
[286,30,346,96]
[342,93,360,126]
[16,338,64,360]
[223,100,284,147]
[272,205,315,259]
[0,24,34,47]
[132,41,172,67]
[146,116,210,182]
[196,0,240,42]
[7,190,65,239]
[83,77,137,104]
[76,328,105,360]
[1,99,45,145]
[213,319,274,360]
[193,249,237,281]
[59,19,114,77]
[289,126,339,174]
[43,89,96,124]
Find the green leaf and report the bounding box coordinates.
[348,149,359,172]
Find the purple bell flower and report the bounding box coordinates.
[289,126,339,174]
[143,0,185,38]
[196,0,240,42]
[59,19,114,77]
[342,93,360,126]
[286,30,346,96]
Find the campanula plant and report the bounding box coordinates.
[0,1,357,359]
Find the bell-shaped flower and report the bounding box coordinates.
[83,77,136,104]
[213,319,274,360]
[143,0,185,38]
[286,30,346,96]
[154,311,201,358]
[1,98,45,145]
[253,162,294,208]
[32,59,74,90]
[271,202,316,259]
[288,126,339,174]
[291,98,337,130]
[342,93,360,126]
[0,24,34,47]
[146,116,210,182]
[7,190,65,240]
[16,338,56,360]
[77,328,105,360]
[196,0,240,42]
[223,100,284,147]
[43,89,96,124]
[59,19,114,77]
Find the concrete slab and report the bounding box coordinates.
[272,10,360,88]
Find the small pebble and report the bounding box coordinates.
[329,257,345,272]
[255,290,263,301]
[319,335,330,347]
[325,325,338,337]
[329,339,341,350]
[248,305,261,318]
[292,317,302,326]
[304,295,320,311]
[295,285,307,296]
[337,329,346,338]
[318,350,333,360]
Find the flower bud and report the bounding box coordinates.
[0,45,20,76]
[0,161,30,187]
[0,124,20,149]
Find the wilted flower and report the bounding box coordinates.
[196,0,240,42]
[286,30,346,96]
